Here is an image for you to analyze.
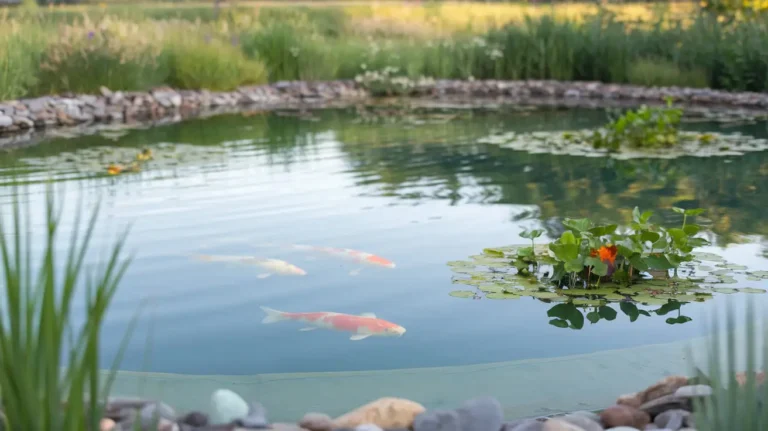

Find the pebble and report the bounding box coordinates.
[455,397,504,431]
[211,389,250,425]
[673,385,712,398]
[300,413,334,431]
[100,418,116,431]
[139,402,177,428]
[354,424,384,431]
[178,411,209,427]
[333,397,425,429]
[0,115,12,127]
[600,405,650,430]
[234,402,269,428]
[413,409,460,431]
[638,395,690,417]
[505,419,545,431]
[653,410,690,430]
[557,414,604,431]
[543,419,587,431]
[605,428,640,431]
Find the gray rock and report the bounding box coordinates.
[12,116,34,128]
[0,115,13,127]
[654,410,689,430]
[100,86,113,97]
[299,413,333,431]
[639,395,690,417]
[673,385,712,398]
[558,414,603,431]
[179,411,208,427]
[211,389,249,425]
[605,428,641,431]
[505,419,545,431]
[233,402,268,428]
[455,396,503,431]
[413,409,460,431]
[543,419,587,430]
[353,425,384,431]
[139,402,177,428]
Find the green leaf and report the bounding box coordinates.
[522,229,544,239]
[620,302,640,322]
[564,257,585,273]
[641,231,661,243]
[483,248,505,258]
[666,316,693,325]
[550,243,580,263]
[684,208,705,216]
[486,292,520,300]
[587,311,600,324]
[683,224,701,236]
[668,228,687,244]
[616,244,636,258]
[589,224,618,237]
[640,210,654,223]
[598,305,618,321]
[449,290,475,298]
[644,254,674,270]
[549,319,569,328]
[563,218,592,232]
[585,256,608,276]
[560,230,578,245]
[632,207,642,222]
[652,236,669,250]
[517,246,534,258]
[547,303,584,329]
[629,253,649,271]
[672,207,686,214]
[655,301,682,315]
[687,237,710,247]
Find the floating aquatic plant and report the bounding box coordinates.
[447,207,768,330]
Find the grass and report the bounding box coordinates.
[0,3,767,98]
[0,184,132,430]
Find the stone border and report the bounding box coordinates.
[2,80,768,149]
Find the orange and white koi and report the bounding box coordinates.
[192,254,307,277]
[287,244,396,268]
[260,306,406,341]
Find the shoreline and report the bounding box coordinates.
[2,80,768,149]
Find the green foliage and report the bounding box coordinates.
[590,99,683,151]
[628,58,710,88]
[0,185,132,430]
[0,31,45,100]
[165,36,267,91]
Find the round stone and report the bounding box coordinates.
[210,389,249,424]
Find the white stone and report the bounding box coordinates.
[0,115,13,127]
[211,388,249,424]
[674,384,713,398]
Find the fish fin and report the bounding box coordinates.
[299,327,318,332]
[350,334,371,341]
[260,306,286,324]
[257,273,272,279]
[359,313,377,318]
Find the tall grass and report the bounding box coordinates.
[0,184,132,430]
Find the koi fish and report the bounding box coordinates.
[191,254,307,277]
[260,306,406,341]
[287,244,396,268]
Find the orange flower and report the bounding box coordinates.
[106,164,123,175]
[597,245,618,265]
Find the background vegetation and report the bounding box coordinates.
[0,1,767,98]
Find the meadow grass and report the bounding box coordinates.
[0,184,132,430]
[1,2,767,98]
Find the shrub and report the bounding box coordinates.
[591,99,683,151]
[628,59,710,88]
[0,28,45,100]
[165,35,267,91]
[36,19,168,95]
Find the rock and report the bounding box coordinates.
[100,418,116,431]
[353,425,384,431]
[558,413,604,431]
[638,395,690,417]
[412,409,460,431]
[605,428,641,431]
[504,420,545,431]
[600,405,650,429]
[269,424,310,431]
[211,389,249,425]
[299,413,334,431]
[234,402,268,428]
[568,411,602,424]
[543,419,587,431]
[637,376,689,405]
[157,419,179,431]
[653,410,689,430]
[140,402,177,428]
[0,115,13,127]
[101,86,113,97]
[455,397,503,431]
[12,116,34,128]
[333,397,425,429]
[616,394,642,409]
[179,411,209,427]
[674,385,712,398]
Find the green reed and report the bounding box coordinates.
[0,184,132,430]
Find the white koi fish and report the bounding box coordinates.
[191,254,307,277]
[260,306,405,341]
[287,244,396,268]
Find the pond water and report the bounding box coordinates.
[1,106,767,381]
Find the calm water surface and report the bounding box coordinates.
[1,107,767,376]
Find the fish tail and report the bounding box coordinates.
[260,306,288,324]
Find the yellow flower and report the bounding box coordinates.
[136,148,153,161]
[106,164,123,176]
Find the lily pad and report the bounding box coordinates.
[711,288,739,294]
[478,284,506,293]
[486,292,521,300]
[530,291,561,299]
[573,298,606,306]
[715,263,748,270]
[739,288,766,294]
[634,295,672,305]
[449,290,476,298]
[693,252,727,262]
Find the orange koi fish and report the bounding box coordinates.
[192,254,307,277]
[288,244,396,268]
[260,306,406,341]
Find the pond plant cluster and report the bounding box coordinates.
[448,207,768,330]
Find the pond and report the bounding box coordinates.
[1,105,767,418]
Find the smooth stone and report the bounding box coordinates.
[605,428,640,431]
[412,409,460,431]
[638,395,691,417]
[300,413,334,431]
[140,402,177,428]
[568,411,602,424]
[211,389,249,425]
[638,376,690,404]
[673,385,712,398]
[179,411,209,427]
[455,397,503,431]
[333,397,425,429]
[558,414,604,431]
[654,410,690,430]
[353,425,384,431]
[100,418,116,431]
[600,405,650,429]
[543,419,587,431]
[269,424,310,431]
[504,419,545,431]
[234,402,268,428]
[616,394,642,409]
[0,115,13,127]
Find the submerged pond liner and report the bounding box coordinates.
[447,245,768,330]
